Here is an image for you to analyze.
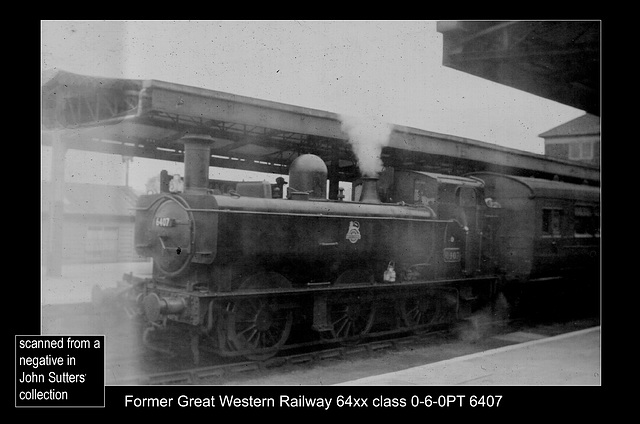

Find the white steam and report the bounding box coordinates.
[339,114,394,177]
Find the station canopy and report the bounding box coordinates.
[41,69,600,185]
[437,21,600,117]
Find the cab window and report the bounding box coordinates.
[458,187,477,207]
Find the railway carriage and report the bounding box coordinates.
[466,172,600,315]
[466,172,600,282]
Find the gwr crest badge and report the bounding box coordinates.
[346,221,361,244]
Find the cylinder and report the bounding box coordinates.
[143,293,185,322]
[181,134,214,194]
[359,177,381,203]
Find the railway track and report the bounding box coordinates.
[113,310,559,385]
[44,299,598,386]
[111,308,599,385]
[111,325,456,385]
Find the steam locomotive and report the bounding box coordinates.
[97,134,600,362]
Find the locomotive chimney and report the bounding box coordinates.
[180,134,214,194]
[359,176,381,203]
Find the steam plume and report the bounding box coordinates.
[339,114,393,177]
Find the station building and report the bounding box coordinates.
[41,182,145,265]
[541,113,600,167]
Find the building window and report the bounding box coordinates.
[542,208,563,237]
[575,206,600,238]
[86,226,119,263]
[568,141,594,161]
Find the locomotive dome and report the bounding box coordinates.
[288,154,328,199]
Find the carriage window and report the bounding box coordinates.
[574,206,600,238]
[575,206,594,237]
[542,208,563,237]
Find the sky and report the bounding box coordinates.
[41,20,586,193]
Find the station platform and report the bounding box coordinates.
[337,326,601,386]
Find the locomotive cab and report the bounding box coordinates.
[377,168,486,277]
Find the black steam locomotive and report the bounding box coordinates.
[98,134,600,361]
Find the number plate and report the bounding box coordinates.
[155,217,175,227]
[443,248,461,262]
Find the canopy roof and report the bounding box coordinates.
[42,69,600,185]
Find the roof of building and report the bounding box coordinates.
[539,113,600,138]
[41,182,138,216]
[437,21,600,116]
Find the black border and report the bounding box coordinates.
[23,17,612,417]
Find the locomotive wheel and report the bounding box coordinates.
[225,272,294,361]
[323,268,376,345]
[397,291,441,330]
